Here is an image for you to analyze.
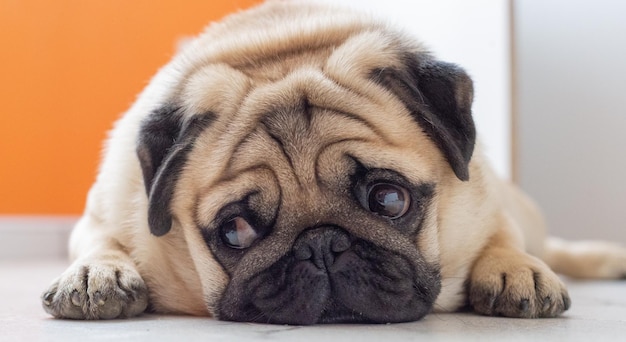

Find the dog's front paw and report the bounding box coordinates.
[468,252,570,318]
[42,259,148,319]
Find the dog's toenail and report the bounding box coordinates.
[71,290,81,306]
[43,292,54,306]
[542,296,552,311]
[562,294,571,311]
[93,291,105,306]
[519,299,530,312]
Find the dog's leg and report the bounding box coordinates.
[41,214,148,319]
[543,238,626,280]
[467,217,571,318]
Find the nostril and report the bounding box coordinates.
[331,235,351,253]
[294,244,313,261]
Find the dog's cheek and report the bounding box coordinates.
[176,217,232,316]
[414,205,442,267]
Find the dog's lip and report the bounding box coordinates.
[318,312,373,324]
[318,302,374,324]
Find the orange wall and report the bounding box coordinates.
[0,0,262,215]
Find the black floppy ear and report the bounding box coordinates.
[136,105,214,236]
[373,58,476,181]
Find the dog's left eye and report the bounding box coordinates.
[367,183,411,219]
[220,217,259,249]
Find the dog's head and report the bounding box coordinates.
[135,2,474,324]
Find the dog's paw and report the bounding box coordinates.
[42,259,148,319]
[468,253,570,318]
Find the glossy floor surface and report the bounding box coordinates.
[2,260,625,342]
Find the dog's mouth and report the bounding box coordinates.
[317,299,380,324]
[217,228,440,325]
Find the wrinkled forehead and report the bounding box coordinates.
[182,66,437,183]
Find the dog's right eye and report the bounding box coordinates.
[220,217,259,249]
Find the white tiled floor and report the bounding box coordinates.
[1,260,626,342]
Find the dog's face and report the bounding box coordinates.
[135,3,475,325]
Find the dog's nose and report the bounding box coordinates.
[293,226,352,269]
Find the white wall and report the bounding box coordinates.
[0,217,74,259]
[317,0,513,179]
[515,0,626,243]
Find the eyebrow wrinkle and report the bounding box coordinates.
[319,106,394,146]
[312,71,398,146]
[313,136,371,189]
[262,125,303,190]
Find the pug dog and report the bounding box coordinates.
[41,0,626,324]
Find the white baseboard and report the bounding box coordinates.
[0,216,77,260]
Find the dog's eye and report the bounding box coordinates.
[220,217,259,249]
[367,183,410,219]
